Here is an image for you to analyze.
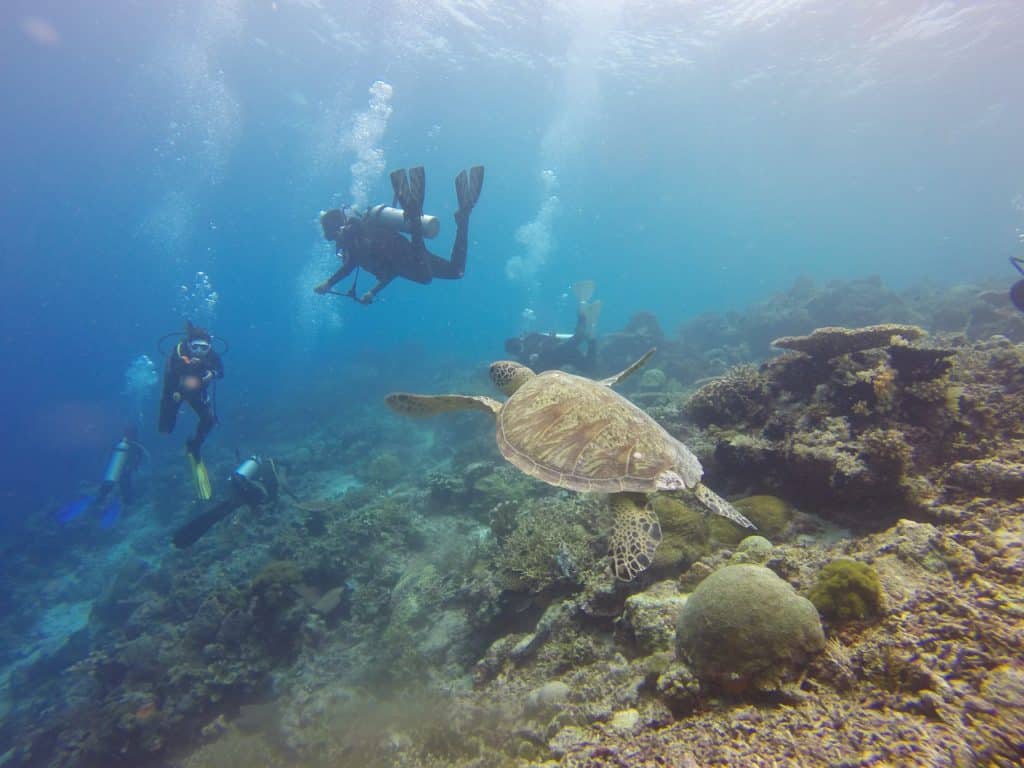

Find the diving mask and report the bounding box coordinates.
[188,338,212,356]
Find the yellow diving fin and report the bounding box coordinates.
[188,453,213,500]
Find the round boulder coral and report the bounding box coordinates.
[675,564,825,691]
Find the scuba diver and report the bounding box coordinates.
[173,454,280,548]
[57,427,148,529]
[505,281,602,374]
[314,165,484,304]
[158,321,224,500]
[1010,254,1024,313]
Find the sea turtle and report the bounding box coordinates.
[385,349,754,581]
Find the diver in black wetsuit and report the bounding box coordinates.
[1011,255,1024,313]
[314,165,484,304]
[157,321,224,462]
[505,282,602,373]
[505,310,598,374]
[173,455,280,548]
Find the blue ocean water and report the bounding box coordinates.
[1,0,1022,516]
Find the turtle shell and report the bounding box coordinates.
[495,370,703,493]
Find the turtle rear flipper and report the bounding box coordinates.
[601,347,656,387]
[693,483,755,529]
[609,492,662,581]
[385,392,501,417]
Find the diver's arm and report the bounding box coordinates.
[360,274,394,304]
[315,256,356,294]
[203,352,224,383]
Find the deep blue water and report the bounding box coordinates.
[2,0,1023,514]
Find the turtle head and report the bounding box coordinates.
[489,360,535,396]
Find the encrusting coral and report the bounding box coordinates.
[808,557,883,622]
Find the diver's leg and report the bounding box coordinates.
[426,206,469,280]
[158,392,180,434]
[119,472,134,505]
[427,250,463,280]
[85,480,115,516]
[440,166,481,278]
[583,338,598,374]
[186,398,216,459]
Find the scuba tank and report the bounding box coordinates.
[363,205,440,239]
[103,438,131,483]
[231,455,277,506]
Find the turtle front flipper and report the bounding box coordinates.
[693,483,756,529]
[385,393,502,417]
[600,347,656,387]
[608,492,662,581]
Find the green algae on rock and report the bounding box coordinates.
[729,534,774,564]
[731,495,795,539]
[676,564,825,691]
[809,558,883,622]
[649,496,709,572]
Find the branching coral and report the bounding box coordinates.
[493,497,601,592]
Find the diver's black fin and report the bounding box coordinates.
[406,166,425,218]
[390,168,409,208]
[172,499,241,548]
[456,165,484,213]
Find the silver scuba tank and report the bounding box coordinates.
[234,457,261,482]
[364,205,440,239]
[103,438,130,483]
[232,456,269,505]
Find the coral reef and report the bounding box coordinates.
[493,496,603,592]
[5,276,1024,768]
[675,564,825,692]
[686,326,1024,530]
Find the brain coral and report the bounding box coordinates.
[676,564,825,691]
